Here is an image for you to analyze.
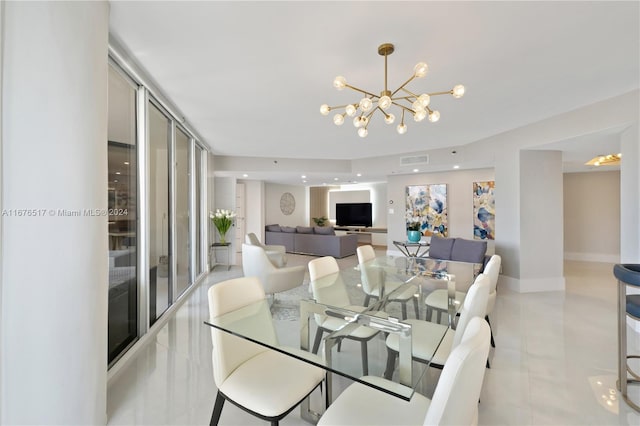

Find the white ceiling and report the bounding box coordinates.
[108,1,639,185]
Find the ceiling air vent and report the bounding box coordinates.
[400,154,429,166]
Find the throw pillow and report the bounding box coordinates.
[296,226,314,234]
[281,226,296,233]
[265,224,281,232]
[451,238,487,264]
[428,236,455,260]
[314,226,335,235]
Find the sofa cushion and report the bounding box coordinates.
[281,226,296,233]
[296,226,314,234]
[314,226,335,235]
[451,238,487,264]
[429,236,455,260]
[265,224,281,232]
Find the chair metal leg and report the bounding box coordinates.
[384,347,397,380]
[425,307,432,321]
[270,421,278,426]
[364,294,371,306]
[436,310,442,324]
[401,302,407,320]
[413,297,419,319]
[312,328,324,354]
[360,340,369,376]
[210,391,225,426]
[486,315,496,347]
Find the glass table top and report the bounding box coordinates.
[205,254,482,402]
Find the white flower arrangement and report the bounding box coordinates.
[210,209,236,243]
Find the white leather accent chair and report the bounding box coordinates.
[241,243,305,299]
[245,232,287,267]
[384,273,490,379]
[208,276,325,426]
[308,256,380,376]
[356,245,419,319]
[424,254,500,327]
[318,316,491,426]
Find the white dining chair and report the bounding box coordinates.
[384,273,490,379]
[245,232,287,267]
[356,245,419,319]
[208,276,325,426]
[317,316,491,426]
[308,256,381,376]
[424,254,500,326]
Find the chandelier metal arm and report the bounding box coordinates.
[344,83,379,99]
[390,75,417,97]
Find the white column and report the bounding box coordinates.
[620,123,640,263]
[518,150,565,292]
[1,2,109,424]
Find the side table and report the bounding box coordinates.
[210,243,231,271]
[393,240,430,257]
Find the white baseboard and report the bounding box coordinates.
[499,275,566,293]
[564,251,620,263]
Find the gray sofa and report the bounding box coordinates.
[264,224,358,258]
[427,236,491,271]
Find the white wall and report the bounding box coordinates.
[242,180,266,240]
[564,171,620,263]
[265,183,307,226]
[214,176,237,261]
[386,168,495,254]
[1,2,109,423]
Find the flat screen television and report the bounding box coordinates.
[336,202,373,227]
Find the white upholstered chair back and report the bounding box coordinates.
[308,256,340,281]
[207,277,277,388]
[451,273,490,349]
[245,232,263,247]
[308,256,350,325]
[356,245,376,263]
[484,254,501,315]
[423,316,491,426]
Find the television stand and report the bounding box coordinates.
[334,227,388,247]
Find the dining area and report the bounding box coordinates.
[205,240,498,425]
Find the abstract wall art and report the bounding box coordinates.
[405,184,448,237]
[473,181,495,240]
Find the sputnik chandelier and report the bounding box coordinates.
[320,43,465,137]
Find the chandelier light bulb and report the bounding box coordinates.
[428,110,441,122]
[320,104,330,115]
[414,62,429,78]
[353,116,362,128]
[333,76,347,90]
[358,127,368,138]
[384,113,395,124]
[418,94,431,107]
[359,97,373,112]
[452,84,465,98]
[360,116,369,127]
[414,109,427,122]
[333,114,345,126]
[397,123,407,134]
[345,104,356,116]
[412,100,425,112]
[378,95,392,110]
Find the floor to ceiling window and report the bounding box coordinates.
[148,101,172,324]
[107,52,209,367]
[107,65,139,364]
[175,127,191,297]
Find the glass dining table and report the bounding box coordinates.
[205,254,481,423]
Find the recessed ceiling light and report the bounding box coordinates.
[114,179,118,183]
[242,174,248,178]
[124,161,130,165]
[334,177,339,181]
[303,180,307,183]
[453,165,460,169]
[301,175,306,179]
[115,171,121,175]
[413,168,419,173]
[356,173,362,177]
